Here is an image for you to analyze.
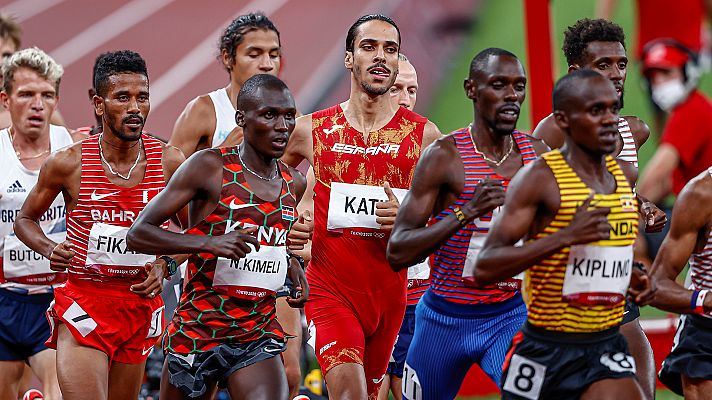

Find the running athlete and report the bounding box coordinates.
[387,48,548,400]
[127,74,308,399]
[14,50,185,399]
[649,170,712,397]
[0,47,83,400]
[474,70,653,399]
[282,14,441,399]
[531,18,665,398]
[377,53,426,400]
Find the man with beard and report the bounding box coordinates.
[475,70,651,400]
[282,14,441,399]
[532,19,666,399]
[14,50,184,399]
[387,48,548,400]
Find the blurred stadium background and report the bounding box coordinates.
[2,0,705,398]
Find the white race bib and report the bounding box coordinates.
[562,244,633,305]
[327,182,407,230]
[85,223,154,279]
[461,208,523,290]
[3,232,65,283]
[214,245,287,299]
[408,259,430,280]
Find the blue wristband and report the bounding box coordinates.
[692,290,701,313]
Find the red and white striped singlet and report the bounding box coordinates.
[66,134,166,286]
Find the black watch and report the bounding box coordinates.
[287,253,305,270]
[159,255,178,277]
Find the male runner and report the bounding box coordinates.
[282,14,441,399]
[127,73,308,399]
[474,70,653,399]
[0,14,65,129]
[531,18,665,398]
[14,50,184,399]
[377,52,427,400]
[169,13,280,155]
[387,48,548,400]
[649,169,712,397]
[0,47,82,400]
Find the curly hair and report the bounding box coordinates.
[563,18,625,66]
[93,50,148,97]
[218,13,280,72]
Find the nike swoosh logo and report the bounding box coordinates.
[142,346,153,356]
[263,345,283,354]
[228,199,256,210]
[372,375,385,384]
[323,124,343,134]
[91,190,121,201]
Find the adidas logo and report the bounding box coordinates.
[7,180,25,193]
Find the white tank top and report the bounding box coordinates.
[207,88,237,147]
[0,125,73,294]
[617,117,638,168]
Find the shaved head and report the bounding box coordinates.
[469,47,520,81]
[552,69,612,112]
[236,73,292,111]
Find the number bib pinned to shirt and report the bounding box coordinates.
[562,244,633,305]
[214,245,288,300]
[3,232,66,285]
[327,182,407,230]
[85,223,154,280]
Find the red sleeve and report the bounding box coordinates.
[660,101,703,168]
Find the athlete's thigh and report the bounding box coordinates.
[226,355,288,400]
[324,362,369,400]
[363,302,405,396]
[276,297,302,396]
[28,348,61,400]
[107,359,145,400]
[56,324,109,400]
[159,359,216,400]
[620,318,655,400]
[581,377,644,400]
[682,375,712,400]
[478,304,527,384]
[402,303,469,400]
[0,360,25,399]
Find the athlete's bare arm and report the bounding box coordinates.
[532,114,565,149]
[282,114,314,167]
[287,167,314,258]
[14,144,82,269]
[388,136,499,269]
[473,159,611,285]
[168,95,218,158]
[127,149,259,257]
[420,120,442,149]
[623,116,651,151]
[650,172,712,313]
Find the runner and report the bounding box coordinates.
[127,73,308,399]
[532,18,665,398]
[282,14,441,399]
[474,69,653,399]
[650,168,712,397]
[14,50,185,399]
[0,47,82,400]
[387,48,548,400]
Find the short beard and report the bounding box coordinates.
[361,81,389,96]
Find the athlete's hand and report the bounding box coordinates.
[628,265,656,306]
[562,195,611,245]
[287,210,313,251]
[641,201,667,233]
[208,226,260,259]
[376,181,400,232]
[462,179,505,221]
[49,241,75,271]
[130,260,164,298]
[286,258,309,308]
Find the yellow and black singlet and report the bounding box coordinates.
[524,149,638,333]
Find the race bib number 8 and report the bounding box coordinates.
[327,182,407,230]
[214,245,287,299]
[503,354,547,400]
[562,244,633,305]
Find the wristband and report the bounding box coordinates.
[453,206,468,226]
[159,255,178,277]
[695,290,709,314]
[287,252,305,270]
